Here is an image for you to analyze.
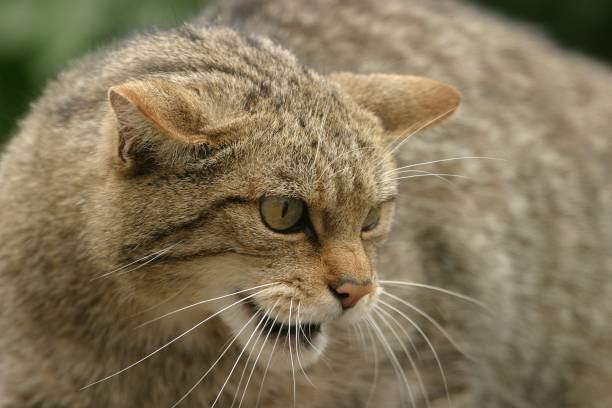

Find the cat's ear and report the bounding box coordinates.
[328,73,460,138]
[107,79,241,167]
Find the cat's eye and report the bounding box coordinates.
[362,207,381,232]
[260,197,305,233]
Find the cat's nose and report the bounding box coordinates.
[329,280,373,309]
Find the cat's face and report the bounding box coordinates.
[89,69,459,370]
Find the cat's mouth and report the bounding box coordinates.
[242,297,321,345]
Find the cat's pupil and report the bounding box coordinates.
[260,196,305,233]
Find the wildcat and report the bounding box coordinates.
[204,0,612,407]
[0,2,611,408]
[0,16,461,408]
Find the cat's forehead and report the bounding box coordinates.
[227,110,395,213]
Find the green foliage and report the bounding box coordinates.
[0,0,203,145]
[0,0,610,146]
[473,0,612,61]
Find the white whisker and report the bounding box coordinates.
[231,302,277,408]
[377,299,451,408]
[255,305,285,408]
[288,299,297,408]
[367,315,416,407]
[208,312,269,408]
[295,302,315,387]
[136,282,280,328]
[375,302,420,359]
[384,156,506,175]
[230,359,250,408]
[91,241,181,280]
[165,310,260,408]
[363,322,380,408]
[386,170,468,194]
[375,306,431,408]
[386,173,469,183]
[379,280,490,312]
[388,168,467,179]
[381,290,473,360]
[381,107,459,164]
[81,290,266,390]
[299,322,332,368]
[238,300,282,408]
[353,323,367,352]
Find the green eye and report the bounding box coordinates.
[260,197,305,233]
[362,207,381,232]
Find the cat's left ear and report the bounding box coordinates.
[106,79,244,170]
[328,73,461,138]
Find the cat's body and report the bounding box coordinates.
[1,1,611,408]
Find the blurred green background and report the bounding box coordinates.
[1,0,611,146]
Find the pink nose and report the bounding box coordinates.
[330,281,373,309]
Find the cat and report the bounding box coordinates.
[0,17,461,408]
[203,0,612,407]
[1,1,611,408]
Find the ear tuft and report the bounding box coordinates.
[328,73,461,138]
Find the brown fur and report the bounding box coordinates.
[0,21,455,408]
[206,0,612,406]
[1,0,612,407]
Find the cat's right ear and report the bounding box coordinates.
[328,73,461,139]
[106,79,242,171]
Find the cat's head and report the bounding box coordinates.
[89,32,459,370]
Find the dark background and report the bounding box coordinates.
[1,0,611,146]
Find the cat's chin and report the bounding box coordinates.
[217,297,332,371]
[255,330,329,372]
[226,317,330,372]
